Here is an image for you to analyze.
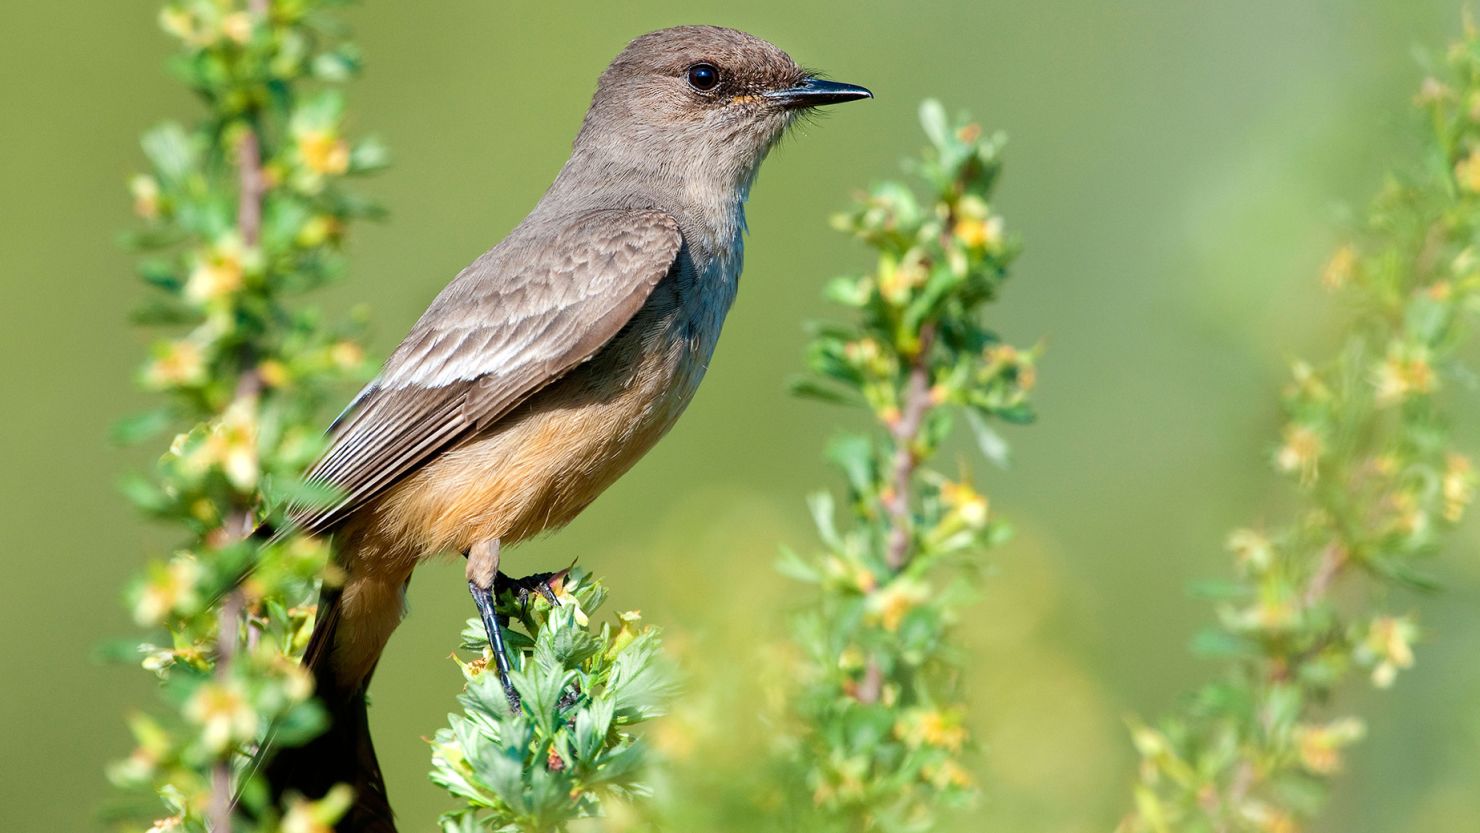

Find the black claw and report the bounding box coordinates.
[494,568,570,612]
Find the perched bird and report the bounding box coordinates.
[263,25,870,830]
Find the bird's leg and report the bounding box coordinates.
[466,538,521,712]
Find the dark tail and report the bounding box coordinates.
[263,586,397,832]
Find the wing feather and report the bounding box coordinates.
[291,208,684,534]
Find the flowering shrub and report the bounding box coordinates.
[111,2,382,830]
[1119,24,1480,833]
[776,100,1039,831]
[430,568,674,833]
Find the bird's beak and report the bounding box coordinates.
[764,76,873,109]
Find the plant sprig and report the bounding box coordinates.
[111,2,382,830]
[431,568,675,833]
[777,100,1039,832]
[1119,23,1480,833]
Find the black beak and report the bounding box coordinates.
[764,76,873,109]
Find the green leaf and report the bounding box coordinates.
[918,99,950,151]
[806,491,842,550]
[140,122,196,183]
[1189,628,1255,659]
[788,376,862,406]
[350,136,391,173]
[825,433,877,497]
[118,473,172,514]
[112,409,174,445]
[776,546,820,583]
[965,409,1011,469]
[608,632,673,722]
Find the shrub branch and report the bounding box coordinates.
[777,100,1039,832]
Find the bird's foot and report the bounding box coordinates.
[468,561,579,716]
[494,565,573,615]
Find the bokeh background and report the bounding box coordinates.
[4,1,1480,831]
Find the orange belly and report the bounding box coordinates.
[334,314,701,578]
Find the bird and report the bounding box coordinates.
[261,25,870,830]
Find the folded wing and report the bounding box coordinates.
[291,208,684,534]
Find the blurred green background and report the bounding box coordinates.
[4,1,1480,831]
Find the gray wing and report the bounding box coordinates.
[291,208,684,534]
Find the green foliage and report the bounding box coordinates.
[1119,24,1480,833]
[111,1,379,830]
[430,568,674,833]
[777,101,1039,831]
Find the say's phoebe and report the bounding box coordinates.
[263,25,869,828]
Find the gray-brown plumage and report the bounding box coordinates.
[263,25,869,831]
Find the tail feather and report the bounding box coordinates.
[264,587,397,833]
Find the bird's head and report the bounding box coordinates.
[570,26,871,201]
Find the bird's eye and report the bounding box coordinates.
[686,63,720,91]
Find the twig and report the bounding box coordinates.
[883,323,937,571]
[208,7,269,826]
[1301,543,1348,610]
[209,590,245,833]
[856,661,884,705]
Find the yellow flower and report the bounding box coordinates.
[1442,453,1475,522]
[956,193,990,220]
[1364,616,1417,688]
[940,479,989,529]
[1242,802,1300,833]
[1387,491,1429,539]
[329,340,365,370]
[1456,147,1480,192]
[133,556,203,626]
[1224,596,1296,633]
[921,758,974,790]
[276,657,315,702]
[158,7,210,46]
[185,236,246,305]
[837,645,866,671]
[1275,425,1323,484]
[1293,717,1365,774]
[257,358,291,388]
[296,129,351,176]
[281,785,353,833]
[1373,344,1436,406]
[184,680,258,754]
[953,215,1004,253]
[145,816,184,833]
[896,707,968,751]
[983,343,1017,367]
[867,578,929,631]
[130,174,161,220]
[1320,245,1356,290]
[1283,360,1330,402]
[204,402,260,492]
[1414,76,1452,106]
[877,251,927,304]
[297,214,344,247]
[144,338,206,389]
[220,12,252,45]
[1226,528,1274,573]
[843,336,881,365]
